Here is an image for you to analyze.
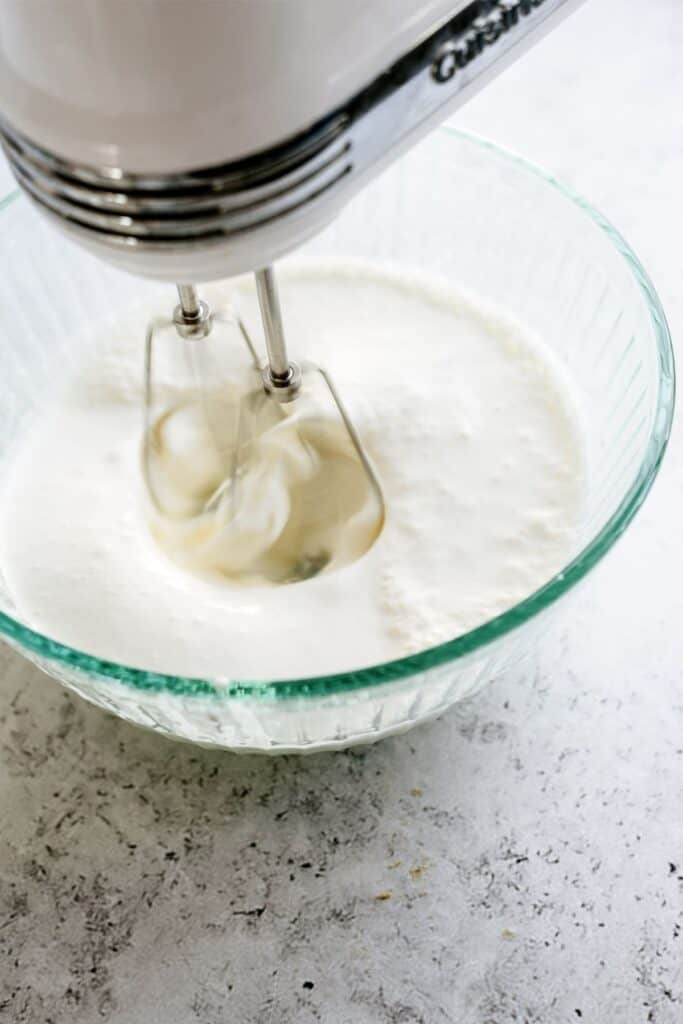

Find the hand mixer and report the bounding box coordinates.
[0,0,585,583]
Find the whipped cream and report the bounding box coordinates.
[0,264,586,679]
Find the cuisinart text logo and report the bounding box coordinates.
[432,0,553,83]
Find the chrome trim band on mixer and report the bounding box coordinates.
[0,0,580,254]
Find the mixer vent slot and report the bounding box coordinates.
[0,115,352,248]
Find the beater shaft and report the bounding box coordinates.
[255,266,301,399]
[172,283,212,339]
[255,267,287,379]
[176,283,201,319]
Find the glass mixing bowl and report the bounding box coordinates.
[0,129,674,752]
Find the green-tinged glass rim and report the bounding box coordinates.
[0,127,675,701]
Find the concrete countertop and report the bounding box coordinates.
[1,1,682,1021]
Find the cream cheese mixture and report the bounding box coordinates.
[0,265,586,680]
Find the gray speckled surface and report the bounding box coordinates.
[2,1,683,1021]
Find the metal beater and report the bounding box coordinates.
[142,267,385,584]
